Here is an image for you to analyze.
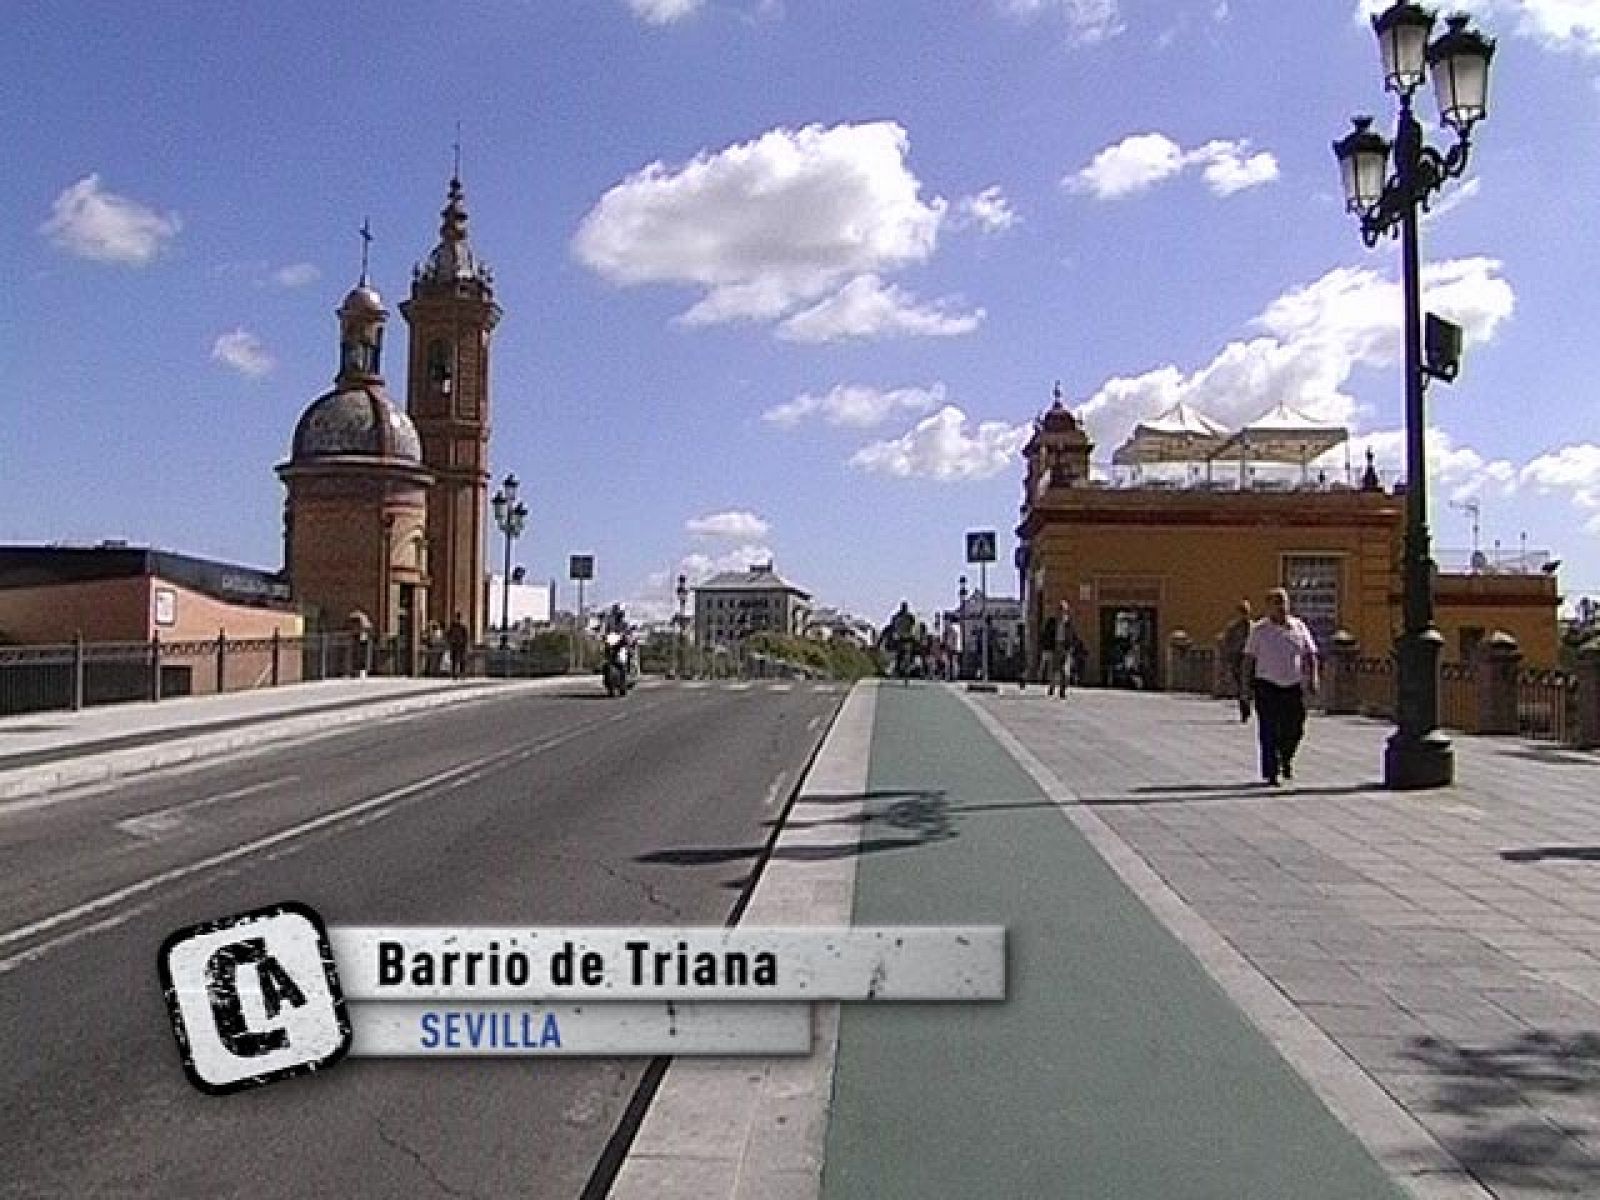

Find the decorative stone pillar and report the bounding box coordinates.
[1476,630,1522,736]
[1574,641,1600,750]
[1167,630,1192,694]
[1326,630,1360,715]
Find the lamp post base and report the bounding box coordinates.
[1383,727,1454,790]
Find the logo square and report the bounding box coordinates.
[158,902,351,1095]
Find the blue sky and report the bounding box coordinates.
[6,0,1600,626]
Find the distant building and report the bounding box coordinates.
[0,544,301,646]
[944,592,1026,680]
[484,576,552,630]
[694,561,812,646]
[1015,386,1561,685]
[804,606,876,646]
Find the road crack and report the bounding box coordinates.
[373,1117,485,1200]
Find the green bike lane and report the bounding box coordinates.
[820,684,1408,1200]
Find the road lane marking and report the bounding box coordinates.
[0,707,649,976]
[807,715,825,734]
[114,777,299,840]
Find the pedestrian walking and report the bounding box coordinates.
[1047,600,1074,699]
[1242,588,1319,785]
[1220,599,1254,722]
[447,612,470,680]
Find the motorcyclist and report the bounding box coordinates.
[601,605,635,690]
[881,601,919,682]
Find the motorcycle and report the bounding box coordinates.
[602,631,632,697]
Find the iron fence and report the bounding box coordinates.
[1354,656,1397,720]
[1439,661,1477,734]
[1517,667,1580,745]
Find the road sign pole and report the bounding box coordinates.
[980,562,990,684]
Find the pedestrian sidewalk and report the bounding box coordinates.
[615,681,1600,1200]
[0,674,582,799]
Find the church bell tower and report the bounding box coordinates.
[400,173,502,643]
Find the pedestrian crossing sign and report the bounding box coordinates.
[965,531,997,564]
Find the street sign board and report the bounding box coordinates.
[965,531,996,564]
[569,555,594,581]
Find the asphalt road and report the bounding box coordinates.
[0,678,845,1200]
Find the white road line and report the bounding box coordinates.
[769,684,793,693]
[806,715,825,734]
[114,777,298,840]
[729,683,753,692]
[763,771,790,811]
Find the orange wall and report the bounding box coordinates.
[0,576,300,647]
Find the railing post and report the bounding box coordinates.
[72,631,85,712]
[216,628,227,695]
[1574,643,1600,750]
[1325,631,1360,715]
[271,629,282,687]
[1166,630,1191,693]
[149,631,162,702]
[1476,631,1522,736]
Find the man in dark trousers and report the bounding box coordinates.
[447,612,470,680]
[1045,600,1075,699]
[1220,599,1254,722]
[1242,588,1319,785]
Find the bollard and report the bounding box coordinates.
[149,631,162,702]
[1575,642,1600,750]
[1476,631,1522,736]
[216,628,227,696]
[1166,630,1191,694]
[271,629,281,687]
[71,631,85,712]
[1325,630,1360,715]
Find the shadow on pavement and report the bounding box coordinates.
[1500,846,1600,863]
[639,790,957,870]
[1402,1030,1600,1192]
[1495,744,1600,768]
[1082,782,1383,805]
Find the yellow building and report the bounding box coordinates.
[1015,392,1559,684]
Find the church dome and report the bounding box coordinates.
[290,383,422,463]
[341,283,385,316]
[1040,400,1080,434]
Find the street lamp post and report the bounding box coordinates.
[491,474,529,653]
[1332,2,1495,790]
[675,573,689,680]
[957,575,969,681]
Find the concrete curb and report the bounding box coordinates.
[609,681,878,1200]
[0,676,584,801]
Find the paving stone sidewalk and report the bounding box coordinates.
[974,686,1600,1198]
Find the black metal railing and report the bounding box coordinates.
[1439,660,1477,734]
[1517,667,1579,745]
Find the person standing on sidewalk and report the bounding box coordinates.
[1220,599,1254,722]
[1242,588,1319,785]
[447,613,470,680]
[1045,600,1074,699]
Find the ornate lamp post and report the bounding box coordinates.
[675,572,689,679]
[490,473,529,650]
[1332,2,1495,790]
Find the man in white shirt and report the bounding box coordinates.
[1242,588,1320,785]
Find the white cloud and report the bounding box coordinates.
[1067,133,1278,198]
[1188,139,1280,196]
[686,510,772,539]
[1327,427,1517,503]
[1423,177,1481,223]
[573,122,949,338]
[777,275,984,343]
[1076,257,1515,452]
[849,405,1032,481]
[953,186,1019,233]
[627,544,775,622]
[271,262,320,287]
[1355,1,1600,57]
[39,174,180,265]
[1067,133,1187,197]
[1521,444,1600,530]
[628,0,702,23]
[764,383,944,428]
[1000,0,1125,45]
[211,329,275,378]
